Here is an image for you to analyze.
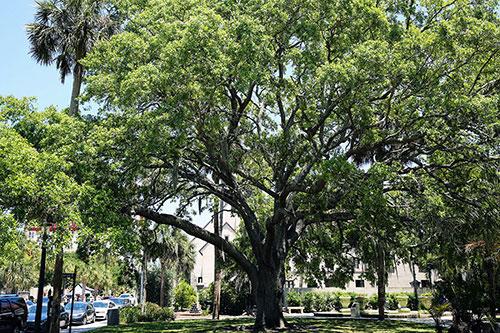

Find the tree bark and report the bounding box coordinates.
[134,207,294,329]
[485,257,497,320]
[81,280,87,302]
[69,63,83,117]
[160,259,166,307]
[49,247,63,333]
[94,283,99,301]
[253,264,287,330]
[213,197,222,319]
[141,253,148,313]
[376,244,386,320]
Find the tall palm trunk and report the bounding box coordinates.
[94,283,99,301]
[81,279,87,302]
[160,258,166,307]
[376,244,386,320]
[69,63,84,116]
[485,256,497,320]
[141,254,148,313]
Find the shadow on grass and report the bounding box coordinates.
[92,317,435,332]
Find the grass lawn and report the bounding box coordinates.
[92,318,436,332]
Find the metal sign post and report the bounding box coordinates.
[64,268,77,333]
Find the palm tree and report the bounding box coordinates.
[26,0,119,116]
[150,225,195,307]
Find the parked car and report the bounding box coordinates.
[119,293,137,306]
[0,295,28,333]
[93,301,117,321]
[26,304,69,332]
[109,297,131,309]
[65,302,95,325]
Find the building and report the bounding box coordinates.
[190,208,435,295]
[190,203,239,291]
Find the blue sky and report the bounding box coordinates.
[1,1,75,111]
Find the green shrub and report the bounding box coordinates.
[197,281,251,315]
[120,306,141,323]
[367,294,378,310]
[286,290,303,307]
[303,292,315,312]
[122,303,175,323]
[138,302,165,322]
[173,280,197,309]
[198,287,212,311]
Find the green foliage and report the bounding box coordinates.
[173,280,196,310]
[197,287,212,311]
[198,281,251,316]
[138,302,173,322]
[145,266,173,306]
[120,303,174,323]
[79,0,500,328]
[286,290,302,307]
[120,306,141,324]
[286,291,358,312]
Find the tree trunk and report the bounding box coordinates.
[69,63,83,117]
[160,259,166,308]
[141,253,148,313]
[81,280,87,302]
[485,258,497,320]
[376,244,386,320]
[94,283,99,301]
[49,247,63,333]
[213,196,222,319]
[253,264,287,330]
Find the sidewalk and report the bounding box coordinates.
[61,320,108,333]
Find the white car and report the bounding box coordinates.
[93,301,117,321]
[119,294,136,306]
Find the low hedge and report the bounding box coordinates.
[120,302,174,323]
[286,291,420,312]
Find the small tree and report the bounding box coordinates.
[173,280,196,310]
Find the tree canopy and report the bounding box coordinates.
[80,0,500,328]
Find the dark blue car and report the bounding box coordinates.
[26,304,69,332]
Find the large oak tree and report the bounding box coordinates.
[83,0,500,328]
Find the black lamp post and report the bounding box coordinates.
[34,225,48,333]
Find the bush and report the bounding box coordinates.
[120,306,141,323]
[121,303,175,323]
[286,291,357,312]
[173,280,197,309]
[197,281,251,315]
[198,287,212,311]
[286,290,303,307]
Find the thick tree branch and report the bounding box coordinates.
[134,207,258,280]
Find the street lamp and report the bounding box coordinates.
[34,223,49,333]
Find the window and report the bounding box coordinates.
[198,277,203,284]
[224,236,229,242]
[1,300,10,313]
[421,280,431,288]
[353,258,360,269]
[355,280,365,288]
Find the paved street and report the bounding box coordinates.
[61,320,108,332]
